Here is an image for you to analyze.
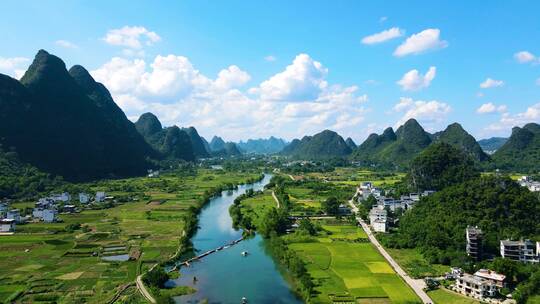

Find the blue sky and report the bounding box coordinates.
[1,1,539,142]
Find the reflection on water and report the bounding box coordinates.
[171,174,301,304]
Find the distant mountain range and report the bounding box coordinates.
[1,50,538,181]
[236,137,288,154]
[478,137,508,154]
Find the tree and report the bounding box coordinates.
[322,196,340,215]
[259,208,289,238]
[298,218,316,235]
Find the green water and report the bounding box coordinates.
[170,174,302,304]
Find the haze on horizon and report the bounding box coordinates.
[1,1,539,142]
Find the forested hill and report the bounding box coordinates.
[0,50,154,181]
[281,130,352,159]
[491,123,540,172]
[351,120,489,167]
[351,119,432,166]
[134,113,195,161]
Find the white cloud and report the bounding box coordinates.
[264,55,276,62]
[361,27,404,45]
[484,103,540,134]
[393,28,448,57]
[514,51,537,64]
[91,52,369,141]
[396,66,436,91]
[0,56,30,79]
[393,97,451,130]
[214,65,251,91]
[103,26,161,49]
[55,40,78,49]
[253,53,328,102]
[379,16,388,23]
[480,78,504,89]
[476,102,507,114]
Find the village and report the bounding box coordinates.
[356,180,540,304]
[0,191,110,233]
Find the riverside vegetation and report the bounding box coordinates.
[230,175,421,303]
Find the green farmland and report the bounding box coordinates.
[289,224,420,304]
[0,169,260,303]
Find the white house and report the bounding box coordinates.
[43,209,58,223]
[0,218,15,232]
[32,208,44,219]
[79,193,89,204]
[369,206,388,233]
[51,192,71,202]
[6,209,21,223]
[500,239,539,263]
[95,192,106,202]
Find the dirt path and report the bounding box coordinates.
[348,190,433,304]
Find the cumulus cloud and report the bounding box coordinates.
[361,27,404,45]
[484,103,540,134]
[55,40,78,49]
[214,65,251,91]
[252,53,328,102]
[480,78,504,89]
[396,66,436,91]
[103,26,161,49]
[393,28,448,57]
[514,51,538,64]
[91,53,369,141]
[0,56,30,79]
[476,102,507,114]
[393,97,451,130]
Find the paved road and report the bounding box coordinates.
[348,190,433,304]
[272,190,280,208]
[136,270,157,304]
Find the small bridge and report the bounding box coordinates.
[171,237,244,271]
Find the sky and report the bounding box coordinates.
[1,1,539,143]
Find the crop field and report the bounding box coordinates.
[289,224,420,304]
[305,168,405,188]
[427,289,480,304]
[0,169,260,303]
[237,189,277,227]
[385,248,448,279]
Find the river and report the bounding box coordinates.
[170,174,302,304]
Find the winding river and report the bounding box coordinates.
[170,174,302,304]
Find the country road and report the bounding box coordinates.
[348,190,433,304]
[136,271,156,304]
[272,190,280,208]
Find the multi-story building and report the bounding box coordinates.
[95,191,106,202]
[500,239,539,263]
[455,269,505,300]
[369,206,387,233]
[466,226,483,261]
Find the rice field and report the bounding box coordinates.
[289,224,421,304]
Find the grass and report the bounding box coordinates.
[0,169,261,303]
[427,288,481,304]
